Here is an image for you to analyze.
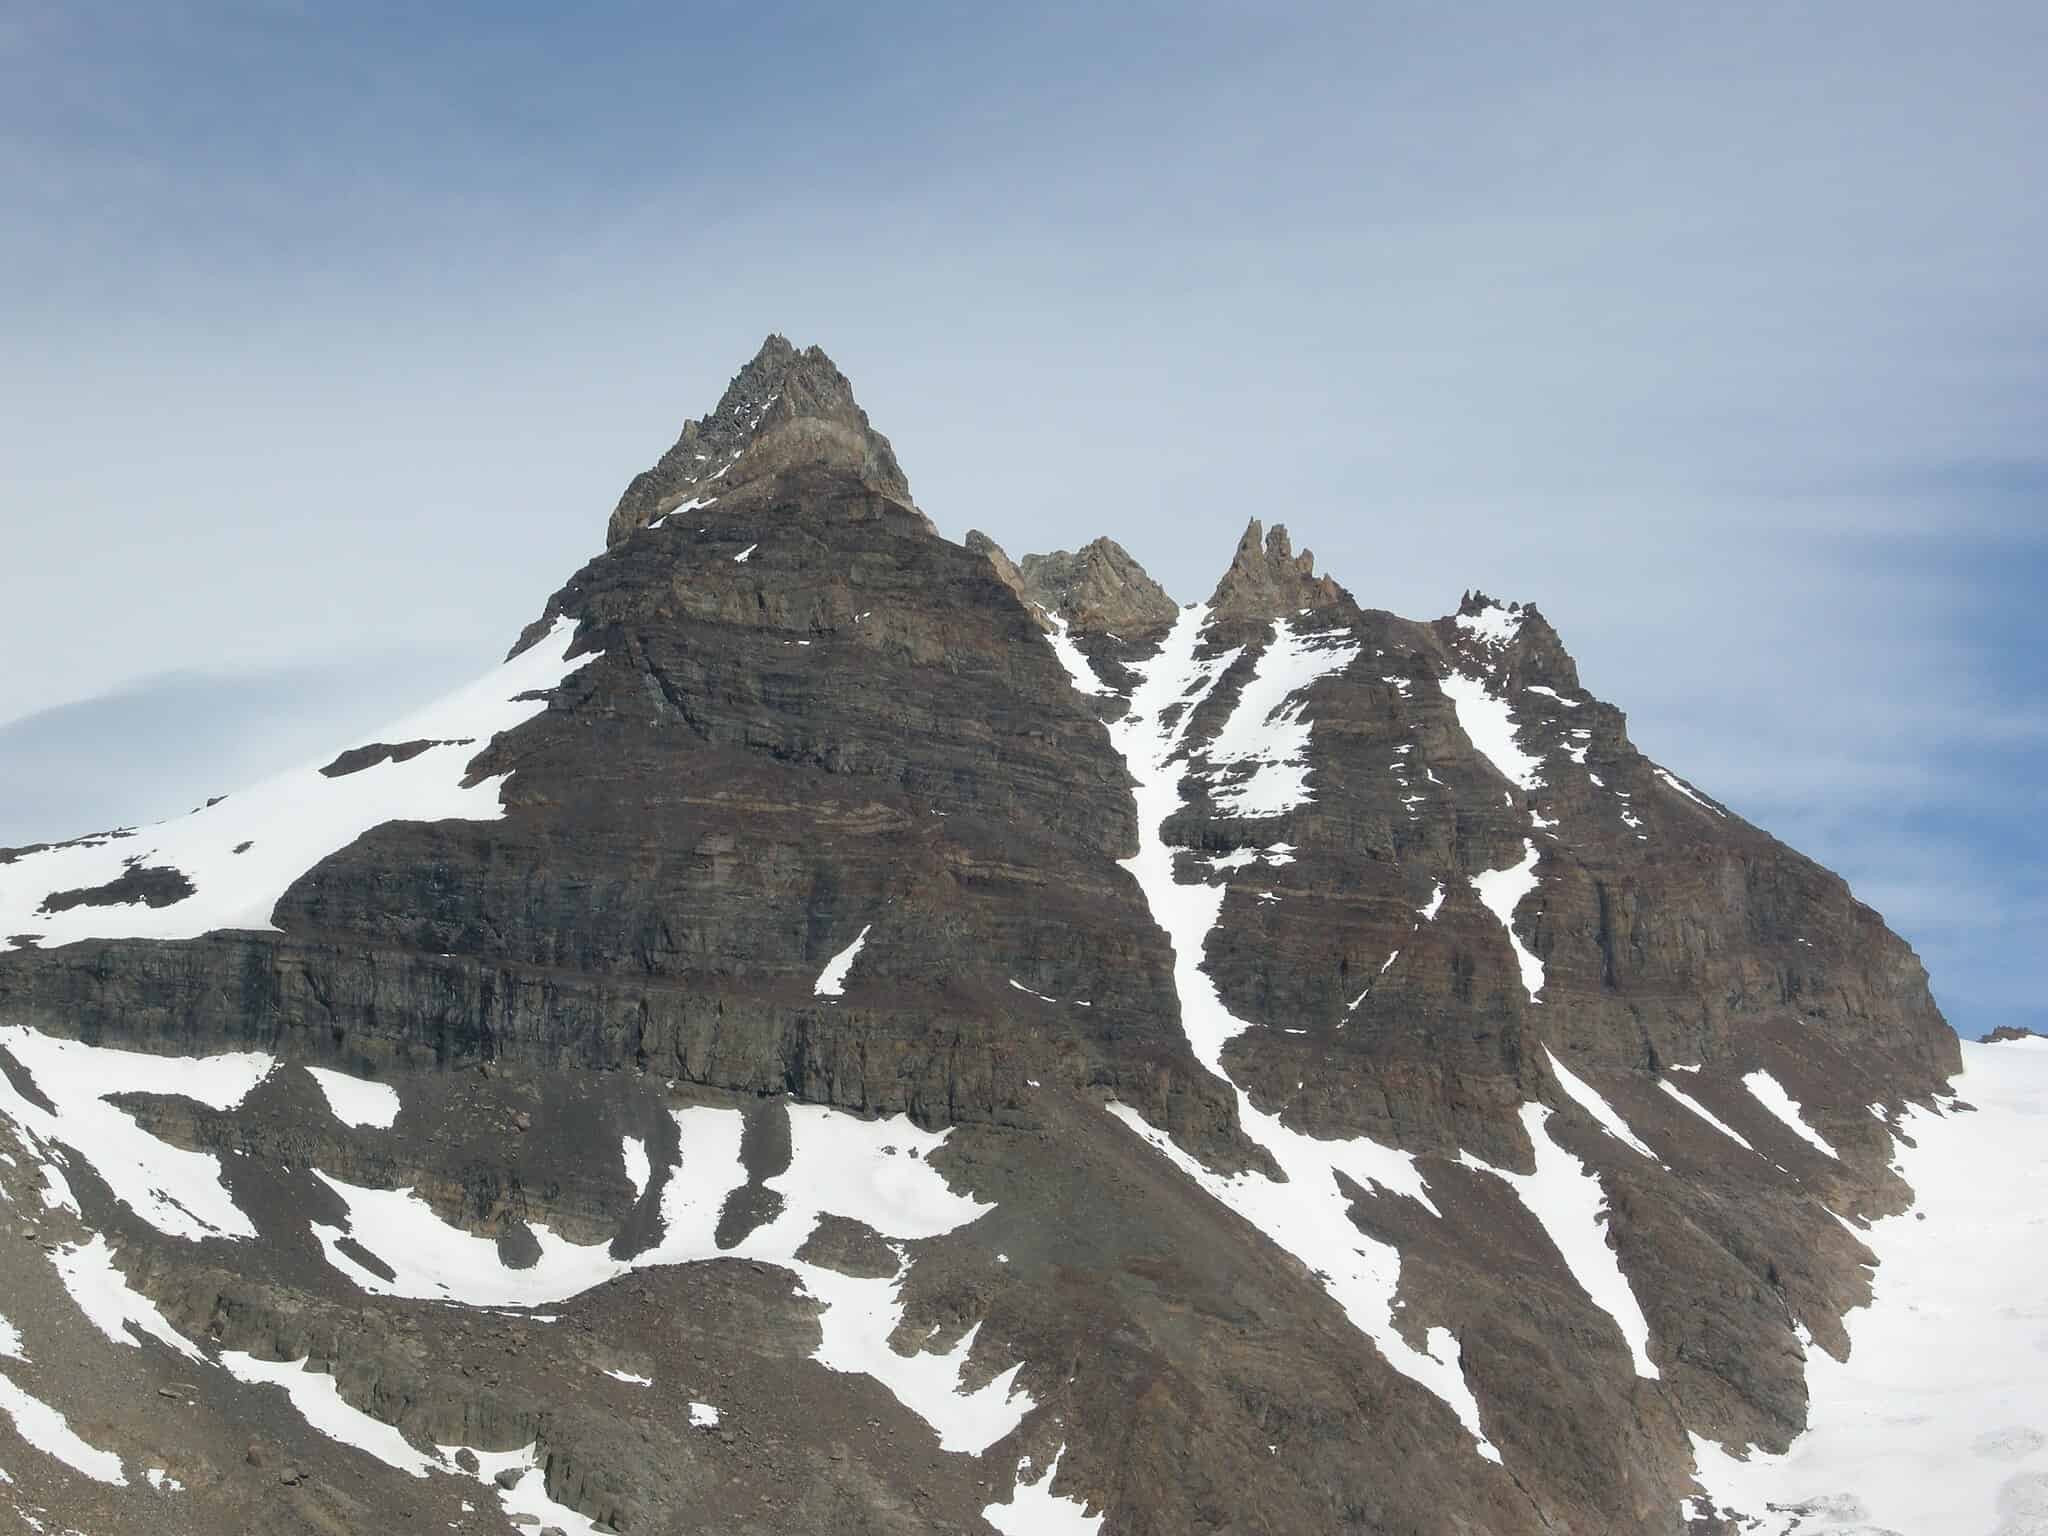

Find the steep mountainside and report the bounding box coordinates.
[0,337,2030,1536]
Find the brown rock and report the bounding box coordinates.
[1206,517,1344,622]
[1018,536,1181,636]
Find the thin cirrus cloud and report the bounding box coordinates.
[0,1,2041,1035]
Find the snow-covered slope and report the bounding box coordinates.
[1691,1036,2048,1534]
[0,618,592,947]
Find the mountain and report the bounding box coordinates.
[0,337,2034,1536]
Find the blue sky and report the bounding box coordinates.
[1,2,2042,1036]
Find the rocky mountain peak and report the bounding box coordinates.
[1015,537,1181,636]
[0,339,1994,1536]
[604,334,913,547]
[1208,517,1343,623]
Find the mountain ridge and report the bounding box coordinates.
[0,336,2011,1536]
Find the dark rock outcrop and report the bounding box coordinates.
[38,862,195,912]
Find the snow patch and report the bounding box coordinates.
[440,1443,606,1534]
[304,1066,400,1130]
[308,1107,750,1308]
[1040,611,1110,696]
[1462,1106,1659,1379]
[814,924,872,997]
[0,1372,126,1484]
[1653,767,1725,816]
[602,1368,651,1387]
[50,1235,204,1361]
[1544,1050,1658,1161]
[688,1401,720,1428]
[1456,605,1523,650]
[1658,1079,1756,1152]
[1741,1071,1840,1159]
[1439,671,1542,791]
[0,1027,272,1240]
[621,1135,650,1201]
[1200,617,1360,818]
[220,1351,436,1476]
[1469,842,1545,1002]
[983,1445,1104,1535]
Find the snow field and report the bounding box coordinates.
[0,1012,1032,1464]
[311,1101,1029,1454]
[0,618,594,948]
[1693,1038,2048,1533]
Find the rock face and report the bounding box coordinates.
[0,338,1973,1536]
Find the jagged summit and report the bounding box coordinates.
[1444,590,1584,695]
[965,531,1180,637]
[1208,518,1343,623]
[1019,537,1180,635]
[604,334,913,547]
